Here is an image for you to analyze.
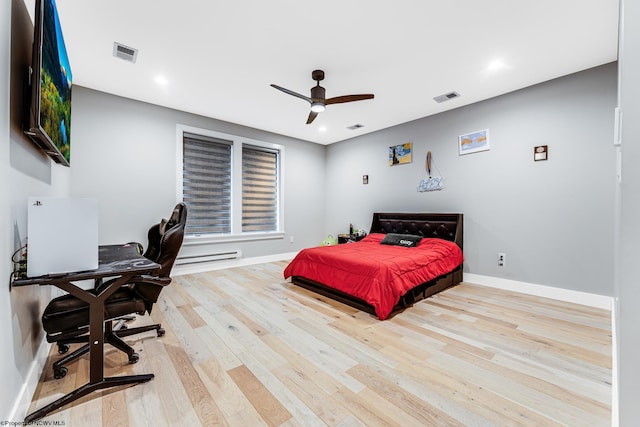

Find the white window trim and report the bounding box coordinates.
[176,124,285,243]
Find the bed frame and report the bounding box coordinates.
[291,212,464,318]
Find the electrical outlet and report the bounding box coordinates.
[498,252,506,267]
[289,236,294,243]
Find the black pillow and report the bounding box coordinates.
[380,233,422,248]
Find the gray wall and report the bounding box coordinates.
[2,0,73,420]
[70,87,327,257]
[326,63,617,296]
[1,0,16,420]
[616,0,640,423]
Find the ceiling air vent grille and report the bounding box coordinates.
[433,91,460,103]
[113,42,138,63]
[347,124,364,130]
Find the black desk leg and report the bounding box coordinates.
[24,275,152,423]
[24,374,154,423]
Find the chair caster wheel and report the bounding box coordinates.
[129,353,139,364]
[53,366,67,379]
[157,328,165,337]
[57,344,70,354]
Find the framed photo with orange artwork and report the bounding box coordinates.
[458,129,489,155]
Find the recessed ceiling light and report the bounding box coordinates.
[318,126,327,132]
[155,76,169,86]
[487,59,506,71]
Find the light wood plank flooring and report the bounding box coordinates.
[28,261,612,426]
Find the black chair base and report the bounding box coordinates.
[52,318,165,378]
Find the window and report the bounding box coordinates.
[177,125,284,241]
[242,145,279,232]
[182,132,232,235]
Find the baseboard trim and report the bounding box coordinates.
[463,273,612,310]
[9,337,50,421]
[611,299,619,427]
[173,251,298,276]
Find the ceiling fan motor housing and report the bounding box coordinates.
[311,85,326,100]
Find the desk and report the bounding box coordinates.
[12,244,161,422]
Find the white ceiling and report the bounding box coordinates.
[53,0,619,145]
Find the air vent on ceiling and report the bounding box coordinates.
[433,91,460,103]
[113,42,138,63]
[347,124,364,130]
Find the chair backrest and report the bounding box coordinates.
[143,203,187,276]
[135,203,187,308]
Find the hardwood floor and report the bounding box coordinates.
[28,261,612,426]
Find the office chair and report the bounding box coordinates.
[41,203,187,379]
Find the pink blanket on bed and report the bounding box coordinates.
[283,233,463,319]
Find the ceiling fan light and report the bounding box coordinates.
[310,102,325,113]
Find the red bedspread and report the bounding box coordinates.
[283,233,463,319]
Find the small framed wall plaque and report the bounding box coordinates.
[534,145,548,161]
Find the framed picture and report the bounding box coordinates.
[459,129,490,155]
[534,145,548,161]
[389,142,412,165]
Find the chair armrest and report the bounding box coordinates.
[136,275,172,287]
[95,274,171,293]
[126,242,144,254]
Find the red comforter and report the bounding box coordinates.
[283,233,463,319]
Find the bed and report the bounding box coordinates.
[283,212,464,319]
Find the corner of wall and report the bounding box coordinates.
[8,338,50,421]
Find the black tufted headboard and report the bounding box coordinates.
[369,212,463,250]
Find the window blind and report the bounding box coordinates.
[242,145,278,232]
[182,133,232,235]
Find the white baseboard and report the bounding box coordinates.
[611,299,619,427]
[463,273,612,310]
[9,337,51,421]
[172,251,298,276]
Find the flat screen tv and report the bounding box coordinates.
[24,0,72,166]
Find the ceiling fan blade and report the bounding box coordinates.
[306,111,318,124]
[270,84,312,103]
[325,94,374,105]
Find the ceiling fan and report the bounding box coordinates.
[271,69,374,124]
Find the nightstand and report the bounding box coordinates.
[337,234,365,244]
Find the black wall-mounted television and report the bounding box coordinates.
[24,0,72,166]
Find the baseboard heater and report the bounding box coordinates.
[176,249,242,265]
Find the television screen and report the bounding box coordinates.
[24,0,72,166]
